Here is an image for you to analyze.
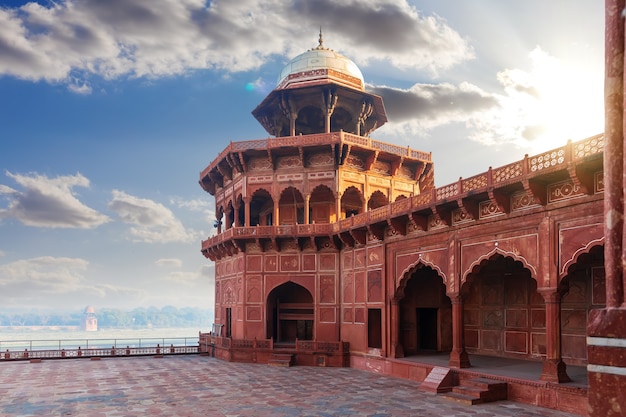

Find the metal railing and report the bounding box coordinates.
[0,336,199,361]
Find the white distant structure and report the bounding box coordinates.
[82,306,98,332]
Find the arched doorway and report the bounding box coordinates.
[296,105,324,135]
[266,282,314,343]
[341,186,364,218]
[330,107,354,133]
[368,190,388,210]
[249,189,274,226]
[462,255,543,360]
[559,245,605,365]
[279,186,304,225]
[397,265,452,355]
[309,184,335,224]
[235,194,244,226]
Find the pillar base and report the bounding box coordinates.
[540,359,570,383]
[392,343,404,358]
[587,307,626,417]
[448,349,471,368]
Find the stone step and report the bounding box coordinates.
[441,391,484,405]
[268,353,294,367]
[441,377,507,405]
[451,385,483,398]
[462,377,508,391]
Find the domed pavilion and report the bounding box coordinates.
[199,33,606,415]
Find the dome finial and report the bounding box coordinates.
[315,27,326,50]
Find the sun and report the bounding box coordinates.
[524,48,604,153]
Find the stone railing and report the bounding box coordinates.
[200,131,433,179]
[202,134,604,251]
[198,334,346,355]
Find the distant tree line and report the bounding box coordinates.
[0,306,213,328]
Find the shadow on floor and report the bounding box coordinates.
[398,352,588,388]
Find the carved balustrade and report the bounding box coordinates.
[202,134,604,254]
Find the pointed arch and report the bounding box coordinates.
[560,238,605,278]
[461,254,543,361]
[396,259,447,299]
[462,248,538,287]
[309,184,336,224]
[296,105,325,135]
[225,200,235,229]
[250,188,274,226]
[279,186,305,225]
[394,263,452,354]
[266,281,314,342]
[330,106,355,133]
[235,193,244,227]
[558,244,604,365]
[341,185,364,218]
[368,190,388,210]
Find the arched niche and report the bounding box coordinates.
[266,282,314,343]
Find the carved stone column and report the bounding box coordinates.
[225,206,233,229]
[244,197,250,227]
[390,297,403,358]
[587,2,626,415]
[357,100,373,136]
[448,294,470,368]
[216,212,223,234]
[538,289,570,383]
[234,200,241,227]
[336,192,342,220]
[274,203,280,226]
[305,194,311,224]
[324,89,337,134]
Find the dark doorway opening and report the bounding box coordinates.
[266,282,314,343]
[368,308,382,349]
[225,308,232,338]
[417,308,438,350]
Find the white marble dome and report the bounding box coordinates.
[277,38,364,91]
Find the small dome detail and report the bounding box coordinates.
[276,32,364,91]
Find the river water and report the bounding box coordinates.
[0,327,203,351]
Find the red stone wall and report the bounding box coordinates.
[217,247,341,342]
[340,241,386,354]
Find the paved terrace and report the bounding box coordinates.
[0,355,581,417]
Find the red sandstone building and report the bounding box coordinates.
[200,26,625,416]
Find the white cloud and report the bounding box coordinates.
[0,171,110,228]
[469,46,603,150]
[372,46,603,151]
[170,197,212,212]
[108,189,199,243]
[67,81,93,94]
[0,256,150,310]
[372,81,499,139]
[163,270,199,285]
[0,0,473,90]
[0,256,88,293]
[155,258,183,268]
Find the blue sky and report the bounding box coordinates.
[0,0,603,313]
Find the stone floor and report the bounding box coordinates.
[0,355,582,417]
